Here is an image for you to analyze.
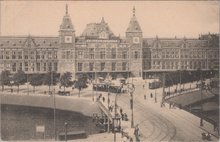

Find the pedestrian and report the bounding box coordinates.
[102,97,105,102]
[144,94,146,100]
[120,108,123,115]
[134,125,140,142]
[150,93,153,98]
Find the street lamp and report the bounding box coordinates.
[113,85,122,142]
[65,122,68,142]
[200,69,204,127]
[126,83,135,128]
[107,83,111,133]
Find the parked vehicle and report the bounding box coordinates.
[58,91,70,96]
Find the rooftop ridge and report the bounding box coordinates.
[0,35,58,38]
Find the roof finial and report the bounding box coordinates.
[133,6,136,17]
[66,4,68,15]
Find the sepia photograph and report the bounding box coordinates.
[0,1,219,141]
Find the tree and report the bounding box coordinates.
[0,70,11,91]
[13,70,26,93]
[29,74,43,93]
[74,74,88,97]
[60,72,72,92]
[43,71,58,92]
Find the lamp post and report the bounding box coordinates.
[107,84,110,133]
[113,85,122,142]
[126,83,135,128]
[200,69,203,127]
[130,92,134,128]
[65,122,68,142]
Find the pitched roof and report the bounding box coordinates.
[126,16,142,33]
[81,18,115,38]
[59,5,74,31]
[0,36,59,48]
[143,37,213,48]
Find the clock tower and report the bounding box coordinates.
[58,4,76,79]
[59,4,75,46]
[126,7,143,78]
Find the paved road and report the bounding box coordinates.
[115,80,219,141]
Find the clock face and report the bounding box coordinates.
[133,37,140,44]
[65,36,72,43]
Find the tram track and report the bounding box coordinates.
[117,94,177,142]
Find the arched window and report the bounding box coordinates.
[134,51,139,59]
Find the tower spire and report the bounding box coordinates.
[133,6,136,17]
[66,4,68,15]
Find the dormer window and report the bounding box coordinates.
[43,40,46,43]
[13,43,16,46]
[19,40,22,43]
[49,43,52,46]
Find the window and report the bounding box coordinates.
[42,51,46,59]
[78,63,83,71]
[66,51,71,59]
[112,62,116,71]
[54,62,58,71]
[122,62,127,70]
[89,63,94,71]
[111,48,116,59]
[36,51,40,59]
[122,51,127,59]
[43,63,47,71]
[37,62,40,71]
[12,63,16,72]
[0,51,3,59]
[30,51,35,59]
[48,62,52,71]
[134,51,139,59]
[6,51,10,59]
[101,62,105,71]
[89,48,94,59]
[31,63,35,72]
[25,62,28,71]
[78,51,83,59]
[100,51,105,59]
[54,51,57,59]
[48,51,52,59]
[19,63,22,71]
[12,51,16,59]
[18,51,22,59]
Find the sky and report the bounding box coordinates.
[0,1,219,38]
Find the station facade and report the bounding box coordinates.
[0,5,219,79]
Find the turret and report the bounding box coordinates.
[126,6,143,46]
[126,7,143,78]
[59,4,75,46]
